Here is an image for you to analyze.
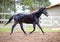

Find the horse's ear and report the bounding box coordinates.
[42,7,46,9]
[39,7,45,11]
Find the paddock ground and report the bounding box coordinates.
[0,24,60,42]
[0,32,60,42]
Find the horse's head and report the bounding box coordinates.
[39,7,48,17]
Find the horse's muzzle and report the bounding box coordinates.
[46,14,49,17]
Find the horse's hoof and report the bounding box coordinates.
[29,33,31,34]
[29,32,33,34]
[10,33,12,35]
[42,32,45,35]
[24,33,27,35]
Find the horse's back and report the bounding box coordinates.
[13,13,35,24]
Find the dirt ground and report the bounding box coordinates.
[0,32,60,42]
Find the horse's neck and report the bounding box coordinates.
[34,11,42,18]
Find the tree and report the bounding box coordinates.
[20,0,35,11]
[17,0,51,11]
[37,0,51,7]
[0,0,16,13]
[0,0,51,12]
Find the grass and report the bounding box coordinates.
[43,28,60,32]
[0,28,11,32]
[0,27,60,32]
[0,24,60,32]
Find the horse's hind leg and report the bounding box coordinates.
[10,24,16,35]
[10,22,17,35]
[29,23,36,34]
[19,23,27,35]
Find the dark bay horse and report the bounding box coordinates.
[5,7,48,35]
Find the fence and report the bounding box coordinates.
[0,13,60,28]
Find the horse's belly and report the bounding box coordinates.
[24,21,33,24]
[23,19,34,24]
[20,16,35,24]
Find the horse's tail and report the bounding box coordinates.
[4,16,13,25]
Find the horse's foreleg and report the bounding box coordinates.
[20,23,27,35]
[37,23,44,34]
[29,23,36,34]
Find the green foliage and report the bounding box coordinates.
[0,0,16,13]
[0,0,51,12]
[17,0,51,11]
[5,15,11,19]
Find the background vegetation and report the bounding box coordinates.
[0,0,51,13]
